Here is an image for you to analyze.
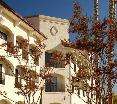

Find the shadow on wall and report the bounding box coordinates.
[0,99,12,104]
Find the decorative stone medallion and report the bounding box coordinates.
[50,26,58,36]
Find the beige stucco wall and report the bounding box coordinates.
[0,7,43,104]
[38,15,70,104]
[38,15,69,50]
[38,15,69,67]
[26,15,92,104]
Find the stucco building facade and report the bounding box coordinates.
[26,15,93,104]
[0,1,93,104]
[0,1,46,104]
[26,15,71,104]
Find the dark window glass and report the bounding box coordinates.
[0,64,5,85]
[83,90,85,97]
[74,64,76,72]
[45,74,65,92]
[45,52,65,68]
[15,69,21,88]
[0,31,7,41]
[45,76,57,92]
[77,87,80,95]
[29,45,39,65]
[15,69,18,84]
[45,52,53,67]
[22,49,28,60]
[0,64,2,84]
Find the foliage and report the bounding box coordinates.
[62,1,117,104]
[0,34,50,104]
[15,65,53,104]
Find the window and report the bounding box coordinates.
[0,64,5,85]
[0,31,7,41]
[0,26,14,54]
[45,52,65,68]
[45,74,65,92]
[0,31,7,45]
[83,90,85,97]
[29,44,40,65]
[45,76,57,92]
[45,52,53,67]
[75,87,80,95]
[22,48,28,60]
[16,36,28,60]
[74,64,76,72]
[15,69,21,88]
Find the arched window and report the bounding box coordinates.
[15,65,38,89]
[45,74,65,92]
[0,56,14,75]
[15,65,27,88]
[0,31,7,44]
[29,44,42,65]
[0,56,14,85]
[16,36,28,60]
[45,51,65,68]
[0,25,14,53]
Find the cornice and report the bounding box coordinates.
[38,15,69,25]
[0,1,47,41]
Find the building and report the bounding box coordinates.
[26,15,71,104]
[113,93,117,104]
[0,1,94,104]
[26,15,94,104]
[0,1,46,104]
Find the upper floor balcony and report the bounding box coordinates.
[0,27,43,66]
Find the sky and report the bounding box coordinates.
[4,0,108,19]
